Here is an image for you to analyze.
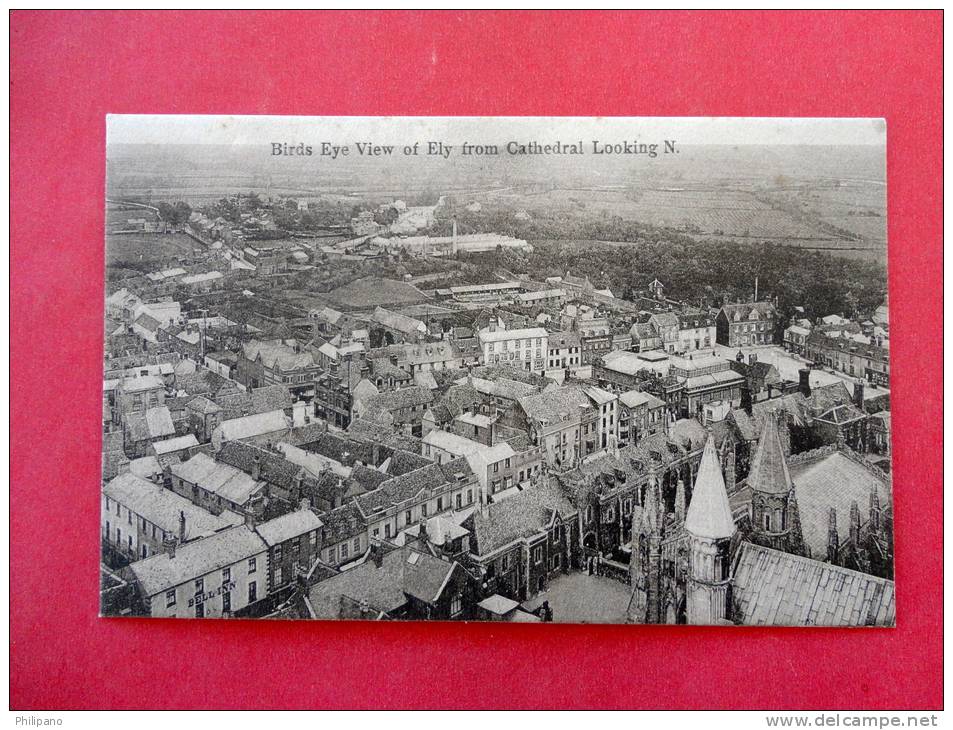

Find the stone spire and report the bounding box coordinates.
[684,436,736,540]
[748,412,793,496]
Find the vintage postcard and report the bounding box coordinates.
[101,115,893,625]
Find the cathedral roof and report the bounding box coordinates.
[684,435,736,540]
[747,412,793,496]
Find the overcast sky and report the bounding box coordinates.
[108,115,886,147]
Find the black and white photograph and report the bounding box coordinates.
[100,115,893,626]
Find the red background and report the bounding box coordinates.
[10,10,943,710]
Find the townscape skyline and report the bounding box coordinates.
[101,116,892,626]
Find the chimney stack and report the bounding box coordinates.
[162,532,178,558]
[178,510,186,544]
[371,539,384,568]
[798,368,812,398]
[748,353,758,366]
[251,455,261,481]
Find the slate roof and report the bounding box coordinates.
[103,472,238,540]
[215,410,290,443]
[719,301,778,320]
[151,434,199,456]
[732,542,895,626]
[130,526,266,597]
[125,406,176,443]
[619,390,665,409]
[467,481,575,556]
[678,311,714,329]
[170,452,264,506]
[255,509,324,547]
[372,307,426,336]
[789,449,891,560]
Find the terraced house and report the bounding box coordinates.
[716,301,778,347]
[317,459,480,568]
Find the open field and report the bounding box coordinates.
[106,232,200,266]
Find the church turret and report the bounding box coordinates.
[826,508,839,564]
[684,435,736,625]
[629,470,665,624]
[748,411,800,554]
[869,485,881,533]
[674,477,686,523]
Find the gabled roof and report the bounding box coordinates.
[719,301,777,320]
[747,413,793,496]
[306,545,457,618]
[255,509,324,547]
[684,436,736,540]
[103,472,239,539]
[215,409,290,443]
[467,481,575,555]
[130,526,266,597]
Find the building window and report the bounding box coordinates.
[275,545,283,562]
[384,524,392,538]
[450,594,462,617]
[248,581,257,603]
[421,504,428,517]
[501,554,510,572]
[437,496,444,511]
[309,531,317,548]
[292,538,300,556]
[127,511,132,525]
[466,489,473,504]
[340,543,349,560]
[222,567,230,583]
[222,590,231,613]
[586,505,594,523]
[353,538,360,553]
[165,590,176,608]
[276,566,284,585]
[326,547,336,563]
[248,557,257,574]
[533,545,543,564]
[195,601,204,619]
